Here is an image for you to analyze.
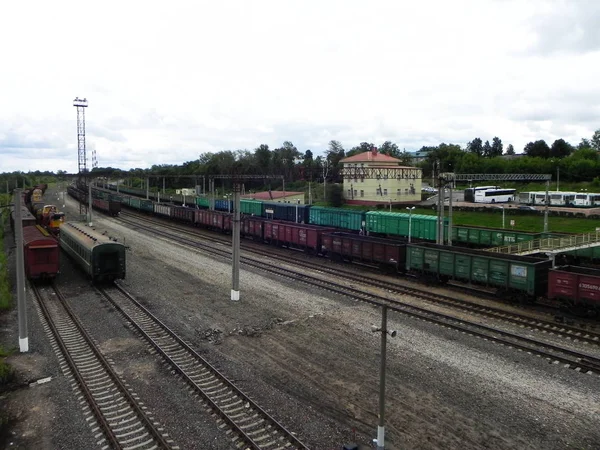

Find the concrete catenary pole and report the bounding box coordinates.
[231,182,241,301]
[88,182,93,226]
[14,189,29,352]
[146,177,150,200]
[375,305,389,450]
[447,186,453,246]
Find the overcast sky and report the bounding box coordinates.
[1,0,599,173]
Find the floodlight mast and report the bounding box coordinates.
[74,97,89,214]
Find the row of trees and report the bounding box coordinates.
[2,130,600,192]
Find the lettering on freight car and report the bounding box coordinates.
[579,283,600,291]
[510,265,527,277]
[504,236,516,243]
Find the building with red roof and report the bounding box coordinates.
[340,147,422,206]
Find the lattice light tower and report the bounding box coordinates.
[73,97,88,175]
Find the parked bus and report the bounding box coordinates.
[464,186,500,203]
[473,188,516,204]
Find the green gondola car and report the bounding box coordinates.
[195,196,210,209]
[406,242,551,298]
[450,225,543,247]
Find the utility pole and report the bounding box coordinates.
[14,189,29,352]
[231,183,241,301]
[544,180,550,233]
[88,182,93,226]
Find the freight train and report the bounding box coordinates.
[10,190,60,280]
[104,188,599,314]
[67,185,121,217]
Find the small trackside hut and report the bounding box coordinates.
[60,222,126,283]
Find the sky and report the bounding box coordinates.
[1,0,599,173]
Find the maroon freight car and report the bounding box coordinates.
[241,215,267,240]
[92,198,121,217]
[322,232,406,271]
[22,225,60,279]
[548,265,600,313]
[173,206,194,224]
[263,221,334,253]
[194,209,232,232]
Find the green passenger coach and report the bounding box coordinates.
[60,222,126,283]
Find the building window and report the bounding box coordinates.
[397,189,401,196]
[405,188,409,195]
[360,190,364,197]
[354,190,357,197]
[383,189,388,196]
[347,190,352,197]
[360,178,364,183]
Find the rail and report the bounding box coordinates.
[486,231,600,255]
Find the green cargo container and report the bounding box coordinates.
[240,199,263,216]
[140,199,154,213]
[406,242,551,297]
[195,196,210,208]
[309,207,364,231]
[450,225,542,247]
[365,211,439,241]
[109,193,122,202]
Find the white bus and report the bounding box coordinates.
[550,192,576,206]
[464,186,500,202]
[574,193,600,207]
[473,188,516,203]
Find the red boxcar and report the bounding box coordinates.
[548,266,600,312]
[194,209,232,232]
[92,198,110,214]
[321,232,406,271]
[263,221,334,253]
[23,225,60,279]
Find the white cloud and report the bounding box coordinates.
[1,0,599,172]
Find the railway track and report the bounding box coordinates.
[113,212,600,375]
[117,212,600,348]
[97,283,310,450]
[31,282,177,450]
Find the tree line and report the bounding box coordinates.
[2,129,600,192]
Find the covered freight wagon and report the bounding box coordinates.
[548,266,600,312]
[309,207,364,231]
[322,232,406,271]
[262,202,311,223]
[23,225,60,279]
[406,242,552,298]
[365,211,438,241]
[240,199,263,217]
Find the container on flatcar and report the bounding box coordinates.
[173,205,195,223]
[194,209,232,232]
[240,199,263,216]
[22,225,60,279]
[450,225,542,247]
[309,207,364,231]
[154,203,174,218]
[322,232,406,270]
[365,211,438,241]
[548,266,600,312]
[263,221,335,253]
[406,242,551,298]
